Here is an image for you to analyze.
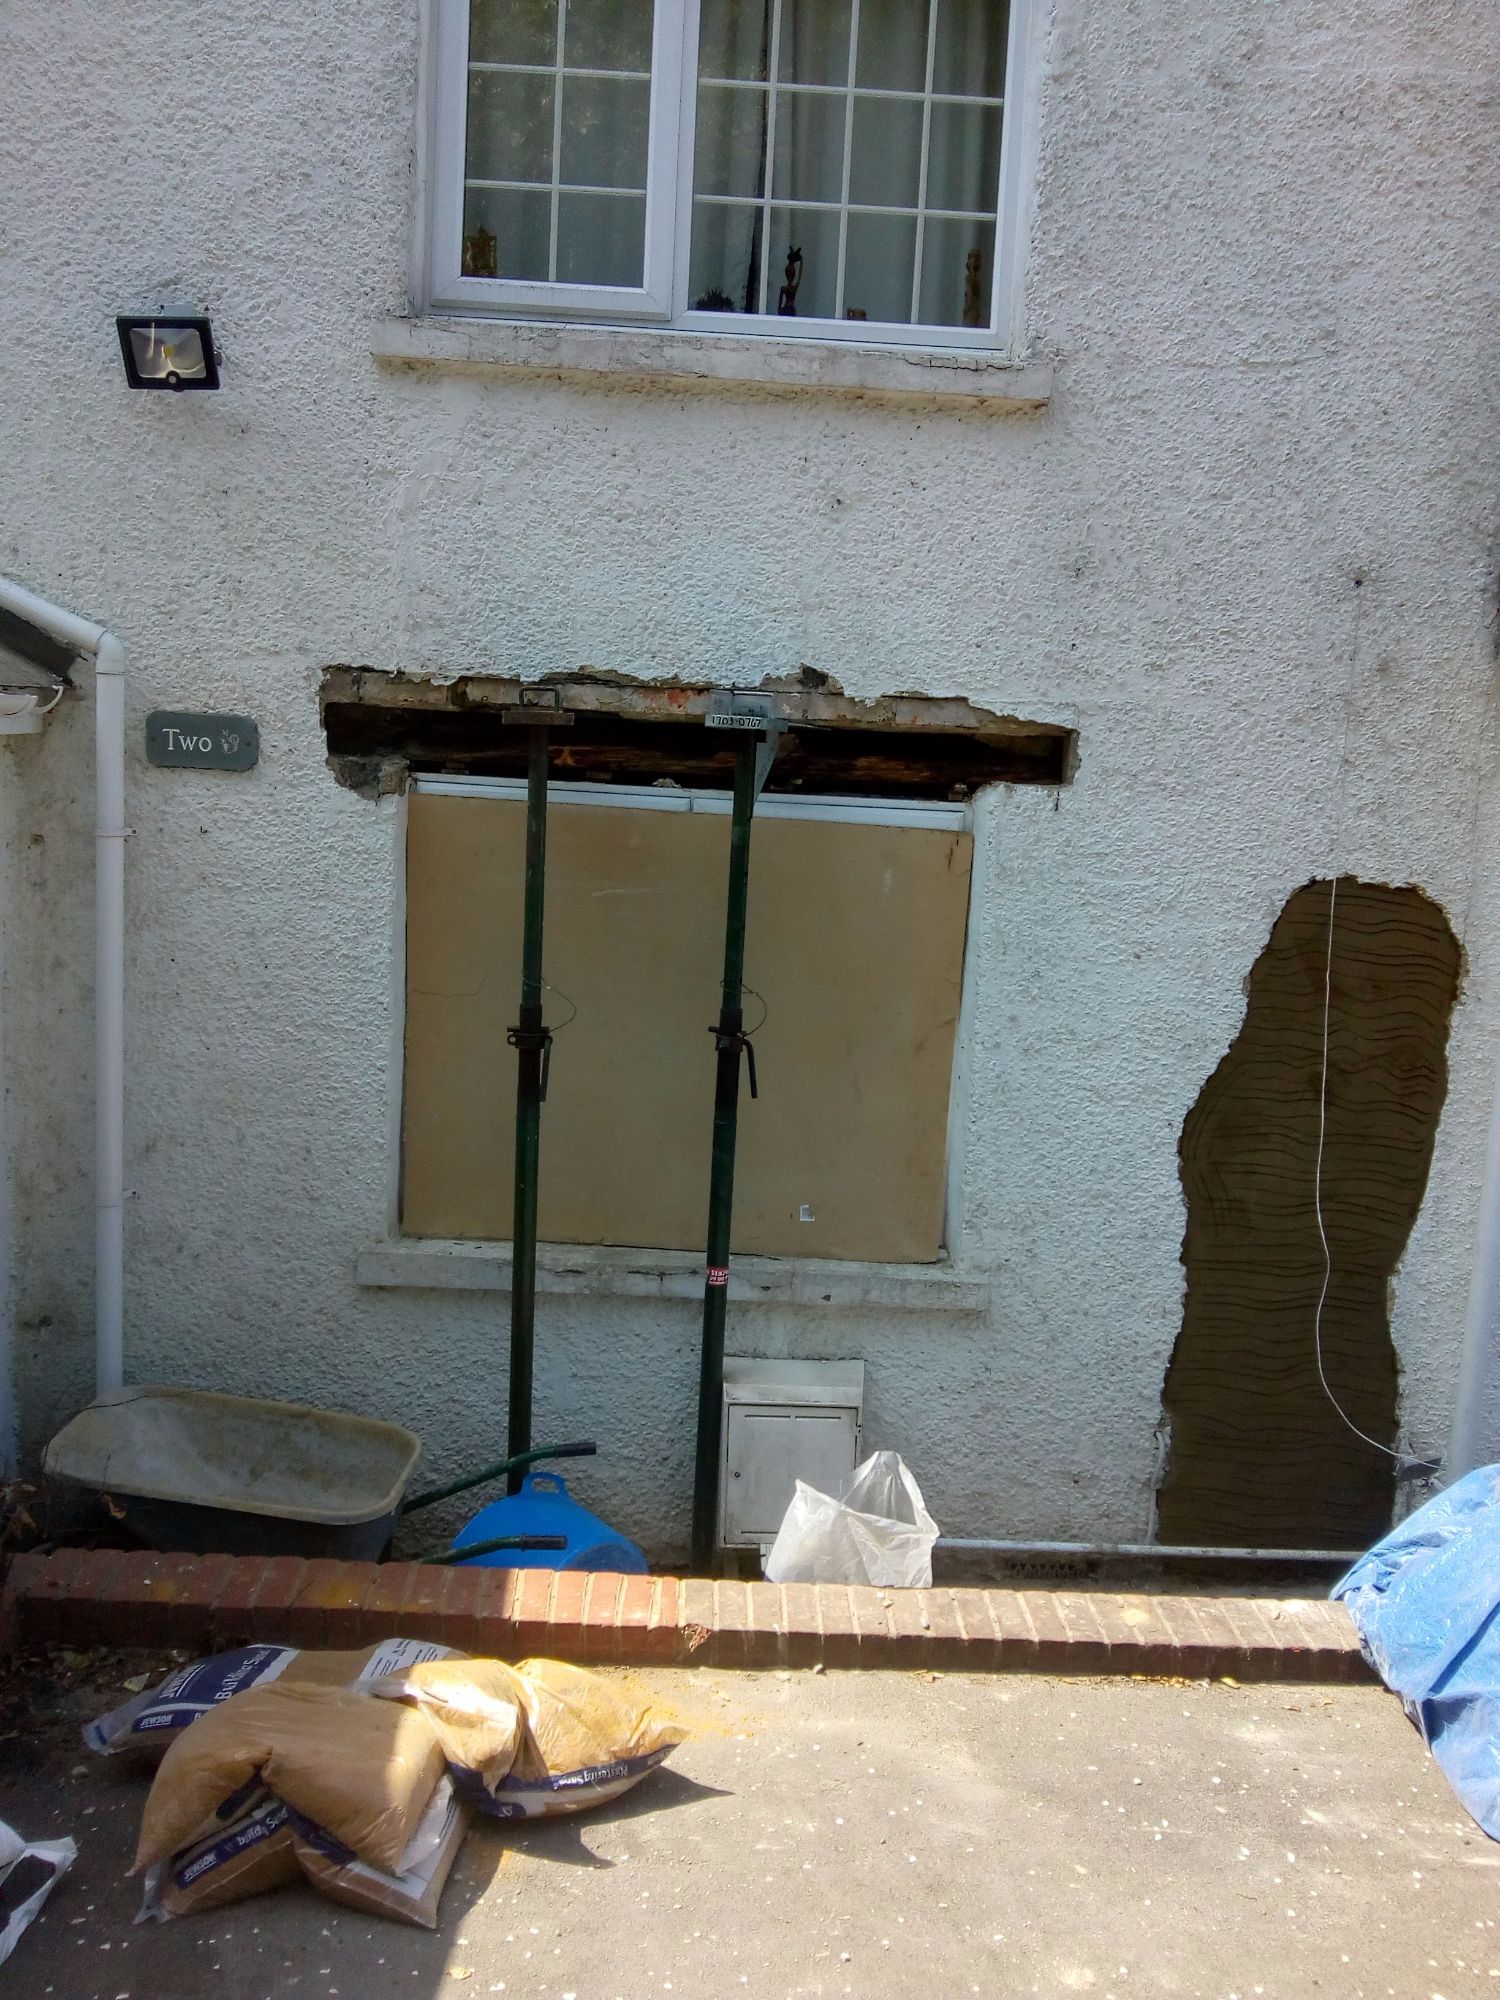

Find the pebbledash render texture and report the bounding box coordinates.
[0,0,1496,1557]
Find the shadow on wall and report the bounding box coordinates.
[1156,878,1461,1550]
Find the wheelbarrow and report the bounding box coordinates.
[43,1384,594,1563]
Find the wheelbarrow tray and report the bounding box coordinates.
[43,1385,423,1560]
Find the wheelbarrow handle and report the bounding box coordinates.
[402,1440,598,1515]
[420,1534,568,1567]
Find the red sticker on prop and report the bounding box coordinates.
[706,1266,730,1286]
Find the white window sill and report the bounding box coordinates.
[357,1237,990,1314]
[371,316,1053,409]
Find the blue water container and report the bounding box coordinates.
[451,1469,649,1572]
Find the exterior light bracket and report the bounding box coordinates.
[116,315,220,391]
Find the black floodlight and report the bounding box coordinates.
[115,315,219,391]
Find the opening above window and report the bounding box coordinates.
[426,0,1036,350]
[320,671,1075,799]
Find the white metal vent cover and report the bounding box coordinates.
[719,1358,865,1551]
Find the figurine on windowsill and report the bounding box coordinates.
[963,246,985,327]
[462,224,498,279]
[777,245,803,316]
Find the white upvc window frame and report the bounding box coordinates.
[420,0,1041,356]
[427,0,688,318]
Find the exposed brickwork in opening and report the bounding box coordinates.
[319,669,1074,799]
[1158,879,1461,1548]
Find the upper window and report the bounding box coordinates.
[425,0,1030,347]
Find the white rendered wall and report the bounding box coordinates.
[0,0,1496,1553]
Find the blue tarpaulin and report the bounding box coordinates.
[1334,1465,1500,1840]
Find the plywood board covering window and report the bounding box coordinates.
[402,785,973,1261]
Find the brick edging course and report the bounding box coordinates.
[0,1550,1372,1682]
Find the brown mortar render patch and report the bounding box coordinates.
[1158,879,1461,1549]
[319,667,1074,798]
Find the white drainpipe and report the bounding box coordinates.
[0,579,127,1403]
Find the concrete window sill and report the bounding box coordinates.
[371,316,1053,409]
[357,1237,990,1314]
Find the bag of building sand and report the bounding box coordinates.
[137,1788,300,1922]
[88,1637,456,1757]
[134,1680,446,1876]
[290,1775,471,1929]
[370,1656,685,1818]
[139,1775,472,1929]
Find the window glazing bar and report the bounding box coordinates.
[469,60,651,80]
[833,0,861,321]
[758,0,785,316]
[467,178,646,197]
[700,77,1001,108]
[547,0,570,282]
[694,192,994,222]
[909,0,941,323]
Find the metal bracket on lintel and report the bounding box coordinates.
[500,687,575,728]
[705,690,785,800]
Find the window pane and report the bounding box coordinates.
[689,199,763,311]
[467,68,556,183]
[778,0,853,86]
[918,213,994,326]
[931,0,1007,98]
[925,97,1000,212]
[767,207,841,318]
[848,94,923,209]
[699,0,772,81]
[556,189,645,285]
[564,0,653,72]
[772,88,846,206]
[470,0,558,67]
[854,0,930,93]
[687,0,1009,329]
[843,210,917,323]
[695,83,769,199]
[558,73,650,188]
[463,184,551,281]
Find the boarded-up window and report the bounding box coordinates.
[401,781,973,1263]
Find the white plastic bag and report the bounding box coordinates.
[763,1450,939,1588]
[0,1817,77,1965]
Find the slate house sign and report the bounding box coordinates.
[146,710,259,771]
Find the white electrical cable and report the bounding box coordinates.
[1311,874,1402,1460]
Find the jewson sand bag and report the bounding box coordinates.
[371,1656,685,1819]
[139,1777,470,1928]
[88,1637,455,1757]
[137,1788,299,1923]
[134,1681,446,1876]
[290,1776,470,1929]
